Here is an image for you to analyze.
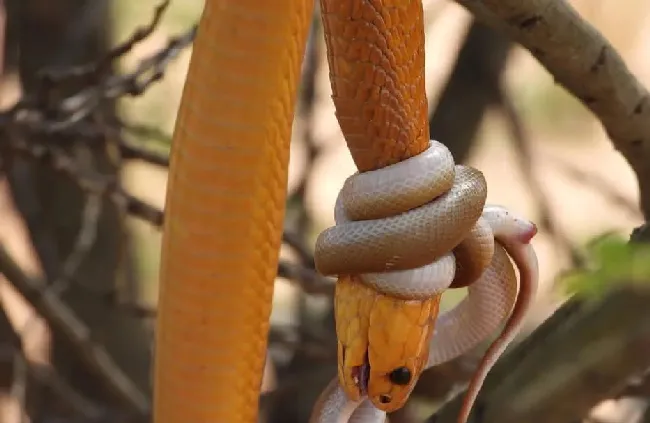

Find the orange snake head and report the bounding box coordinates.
[334,275,441,412]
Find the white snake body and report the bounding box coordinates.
[311,140,540,423]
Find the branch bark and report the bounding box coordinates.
[456,0,650,218]
[0,244,149,416]
[426,287,650,423]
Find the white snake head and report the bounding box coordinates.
[334,275,440,412]
[482,204,538,245]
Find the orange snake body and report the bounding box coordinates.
[153,1,539,423]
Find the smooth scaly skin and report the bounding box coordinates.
[313,0,540,422]
[313,183,539,423]
[318,0,448,413]
[311,236,538,423]
[152,1,312,423]
[309,378,387,423]
[319,141,494,298]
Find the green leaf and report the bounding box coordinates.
[558,232,650,300]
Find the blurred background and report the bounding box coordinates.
[0,0,647,422]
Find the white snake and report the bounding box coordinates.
[310,140,540,423]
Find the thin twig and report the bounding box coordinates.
[36,0,172,86]
[12,352,27,423]
[0,24,196,136]
[29,362,105,419]
[0,244,150,415]
[51,193,102,295]
[118,119,173,147]
[119,140,169,167]
[8,140,164,227]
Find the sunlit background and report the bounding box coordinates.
[0,0,648,422]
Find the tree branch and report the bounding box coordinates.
[0,244,150,416]
[426,287,650,423]
[456,0,650,218]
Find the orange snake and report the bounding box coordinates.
[152,1,539,423]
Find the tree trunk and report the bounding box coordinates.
[4,0,151,418]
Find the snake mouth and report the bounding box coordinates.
[351,354,370,397]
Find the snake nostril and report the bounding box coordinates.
[379,394,391,404]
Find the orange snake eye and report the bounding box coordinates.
[388,367,412,386]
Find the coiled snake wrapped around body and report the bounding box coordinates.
[309,140,538,423]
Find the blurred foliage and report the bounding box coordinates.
[562,233,650,299]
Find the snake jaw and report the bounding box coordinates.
[334,275,376,402]
[337,344,370,401]
[334,276,440,411]
[351,356,370,397]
